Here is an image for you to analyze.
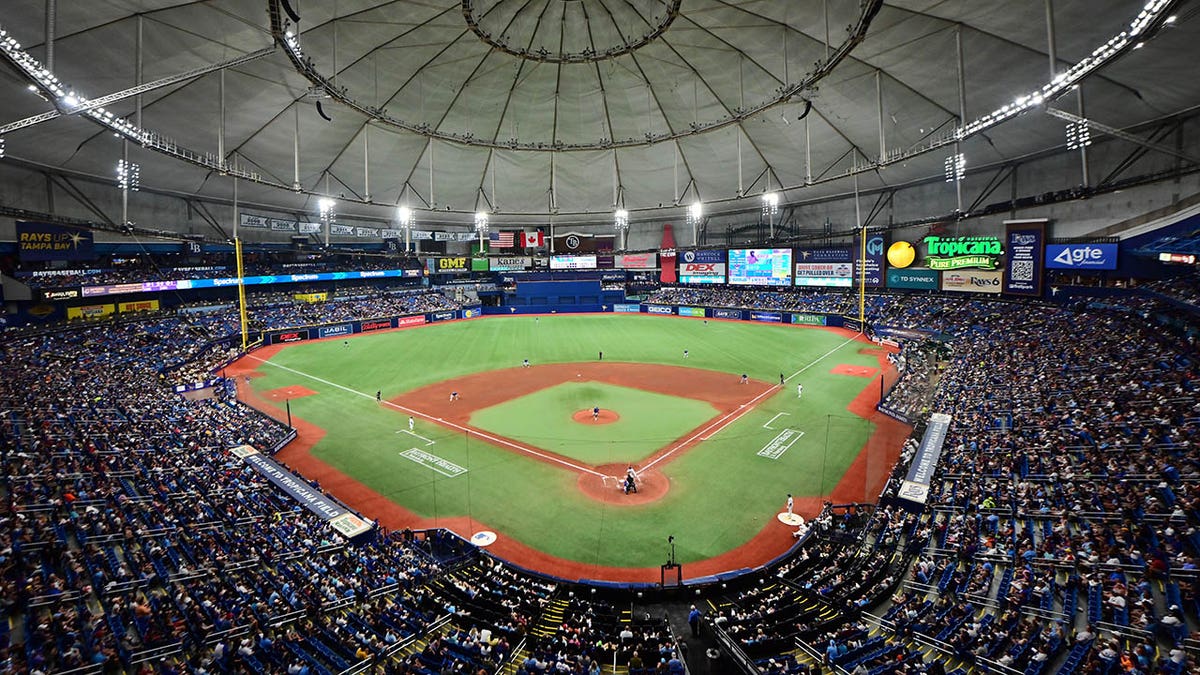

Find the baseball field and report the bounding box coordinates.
[230,314,907,582]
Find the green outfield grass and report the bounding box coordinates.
[250,314,883,568]
[468,382,718,465]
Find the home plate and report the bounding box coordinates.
[777,513,805,526]
[471,531,498,547]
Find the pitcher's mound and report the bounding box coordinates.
[578,464,668,505]
[572,409,620,425]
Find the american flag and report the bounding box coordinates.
[489,231,514,248]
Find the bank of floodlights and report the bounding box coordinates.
[318,197,337,225]
[1066,120,1092,150]
[944,153,965,183]
[686,201,703,226]
[117,159,140,191]
[762,192,779,216]
[473,211,489,233]
[614,209,629,231]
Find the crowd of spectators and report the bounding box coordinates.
[13,253,420,290]
[4,273,1200,674]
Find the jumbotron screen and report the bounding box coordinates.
[727,248,793,286]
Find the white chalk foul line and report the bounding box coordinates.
[763,412,791,430]
[396,429,435,446]
[246,355,605,478]
[644,336,858,470]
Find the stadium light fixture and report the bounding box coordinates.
[116,159,140,191]
[473,211,489,233]
[761,192,779,216]
[396,205,413,228]
[686,201,703,226]
[943,153,965,183]
[614,209,629,231]
[1066,120,1092,150]
[318,197,336,224]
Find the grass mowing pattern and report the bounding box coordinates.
[468,382,719,465]
[252,315,878,568]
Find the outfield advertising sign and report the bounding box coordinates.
[613,303,641,313]
[361,318,394,332]
[1044,243,1119,270]
[923,236,1003,270]
[886,269,939,290]
[713,308,743,320]
[796,247,853,263]
[678,261,726,284]
[318,323,353,339]
[396,315,427,328]
[646,305,674,315]
[790,313,827,326]
[794,262,853,287]
[750,311,782,323]
[1004,220,1045,296]
[430,310,457,322]
[677,307,706,317]
[853,234,886,287]
[941,269,1003,294]
[272,330,309,344]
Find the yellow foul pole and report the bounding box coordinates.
[858,226,867,327]
[235,237,249,350]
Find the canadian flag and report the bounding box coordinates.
[521,230,545,248]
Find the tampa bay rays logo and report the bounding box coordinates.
[565,234,581,250]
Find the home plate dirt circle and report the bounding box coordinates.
[577,463,669,505]
[571,409,620,425]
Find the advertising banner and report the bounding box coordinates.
[330,224,356,236]
[1003,220,1045,296]
[790,313,827,326]
[659,224,678,284]
[678,261,726,284]
[853,234,886,287]
[796,247,854,263]
[490,256,531,271]
[750,311,782,323]
[713,308,743,320]
[843,317,864,333]
[941,269,1004,294]
[679,249,726,263]
[461,306,482,318]
[318,323,354,339]
[550,255,597,270]
[430,310,457,322]
[273,330,309,344]
[896,413,952,506]
[886,268,939,290]
[433,257,470,273]
[677,307,706,317]
[396,315,427,328]
[118,300,159,313]
[298,222,322,234]
[360,318,394,332]
[294,292,329,303]
[794,262,854,287]
[41,289,80,300]
[66,304,114,320]
[646,305,674,315]
[1044,243,1119,270]
[615,252,658,269]
[271,219,297,232]
[922,236,1003,270]
[17,222,95,261]
[613,303,641,313]
[232,446,367,529]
